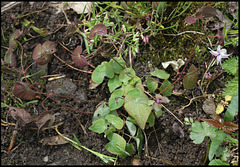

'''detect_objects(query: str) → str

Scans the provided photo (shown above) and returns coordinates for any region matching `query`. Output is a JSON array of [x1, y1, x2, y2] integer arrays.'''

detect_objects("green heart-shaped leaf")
[[109, 57, 125, 74], [92, 61, 114, 84], [105, 133, 129, 158], [108, 75, 122, 93], [109, 89, 124, 111], [105, 114, 124, 130], [159, 80, 174, 96], [89, 119, 107, 134], [119, 68, 136, 84], [124, 89, 152, 129], [150, 68, 170, 79], [183, 64, 198, 90], [146, 77, 158, 93]]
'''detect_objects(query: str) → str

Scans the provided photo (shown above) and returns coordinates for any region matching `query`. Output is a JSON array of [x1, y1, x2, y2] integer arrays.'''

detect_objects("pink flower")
[[145, 16, 150, 21], [209, 45, 231, 65], [204, 72, 212, 79], [142, 36, 149, 43]]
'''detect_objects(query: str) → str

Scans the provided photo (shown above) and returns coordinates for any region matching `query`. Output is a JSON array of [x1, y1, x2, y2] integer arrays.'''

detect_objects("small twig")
[[1, 2, 23, 13], [163, 31, 204, 36], [74, 114, 87, 136], [142, 130, 151, 165], [13, 7, 49, 18], [173, 94, 209, 112], [129, 46, 132, 68], [162, 104, 184, 125], [53, 53, 92, 74], [7, 121, 18, 154]]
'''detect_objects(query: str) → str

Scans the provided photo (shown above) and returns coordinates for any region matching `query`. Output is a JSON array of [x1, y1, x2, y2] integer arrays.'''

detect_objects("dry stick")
[[144, 90, 183, 125], [1, 2, 23, 13], [129, 46, 132, 68], [142, 130, 152, 165], [152, 126, 164, 155], [161, 104, 184, 125], [74, 114, 87, 135], [13, 7, 49, 18], [53, 53, 92, 74], [7, 121, 18, 154], [173, 94, 209, 113]]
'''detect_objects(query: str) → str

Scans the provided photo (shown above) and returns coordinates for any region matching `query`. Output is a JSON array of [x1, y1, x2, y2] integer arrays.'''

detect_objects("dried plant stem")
[[53, 53, 92, 74], [161, 104, 184, 125]]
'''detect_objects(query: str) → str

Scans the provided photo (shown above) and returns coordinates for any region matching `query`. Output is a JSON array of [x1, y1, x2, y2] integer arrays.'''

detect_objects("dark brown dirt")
[[1, 2, 235, 165]]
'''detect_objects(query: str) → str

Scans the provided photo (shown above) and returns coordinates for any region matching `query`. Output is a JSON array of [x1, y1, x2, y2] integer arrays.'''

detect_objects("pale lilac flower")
[[145, 16, 150, 21], [142, 36, 149, 43], [209, 45, 231, 65], [204, 72, 212, 79]]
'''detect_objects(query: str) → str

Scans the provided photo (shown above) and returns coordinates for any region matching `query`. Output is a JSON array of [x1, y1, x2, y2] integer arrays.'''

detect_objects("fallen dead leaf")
[[9, 106, 32, 126], [40, 134, 69, 145]]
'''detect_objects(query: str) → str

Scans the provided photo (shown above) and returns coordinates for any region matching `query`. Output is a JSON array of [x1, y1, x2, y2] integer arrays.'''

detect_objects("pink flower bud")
[[204, 72, 212, 79], [142, 36, 149, 43]]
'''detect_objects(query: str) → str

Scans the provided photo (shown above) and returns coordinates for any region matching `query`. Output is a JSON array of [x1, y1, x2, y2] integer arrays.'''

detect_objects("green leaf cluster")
[[90, 57, 172, 159], [222, 56, 238, 97], [190, 121, 233, 164]]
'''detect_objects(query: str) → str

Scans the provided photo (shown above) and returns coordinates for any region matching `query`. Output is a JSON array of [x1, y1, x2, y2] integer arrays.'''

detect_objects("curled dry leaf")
[[13, 81, 35, 100], [161, 59, 185, 72], [71, 45, 88, 68], [67, 2, 92, 14], [9, 106, 32, 126]]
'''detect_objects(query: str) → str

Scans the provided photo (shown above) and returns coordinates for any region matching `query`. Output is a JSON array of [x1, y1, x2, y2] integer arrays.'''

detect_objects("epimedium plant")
[[89, 56, 174, 158], [184, 5, 239, 166]]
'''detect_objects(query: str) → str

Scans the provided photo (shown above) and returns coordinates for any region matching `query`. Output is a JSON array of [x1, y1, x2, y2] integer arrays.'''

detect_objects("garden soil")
[[1, 2, 235, 165]]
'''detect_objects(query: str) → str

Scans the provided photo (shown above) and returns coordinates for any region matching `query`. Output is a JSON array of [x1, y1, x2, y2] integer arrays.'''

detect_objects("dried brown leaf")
[[9, 106, 32, 126]]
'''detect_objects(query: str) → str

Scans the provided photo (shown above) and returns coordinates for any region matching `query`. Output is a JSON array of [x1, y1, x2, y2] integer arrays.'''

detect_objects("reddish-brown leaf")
[[9, 106, 32, 126], [42, 41, 56, 54], [71, 46, 88, 68], [36, 53, 53, 66], [184, 16, 197, 24], [196, 6, 217, 18], [222, 121, 238, 133], [201, 119, 223, 128], [32, 43, 44, 60], [13, 81, 35, 100], [32, 41, 56, 66], [88, 24, 107, 38], [36, 111, 60, 135]]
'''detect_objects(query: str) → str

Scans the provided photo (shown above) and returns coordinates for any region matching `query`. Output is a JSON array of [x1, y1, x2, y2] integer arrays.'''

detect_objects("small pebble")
[[43, 156, 49, 162]]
